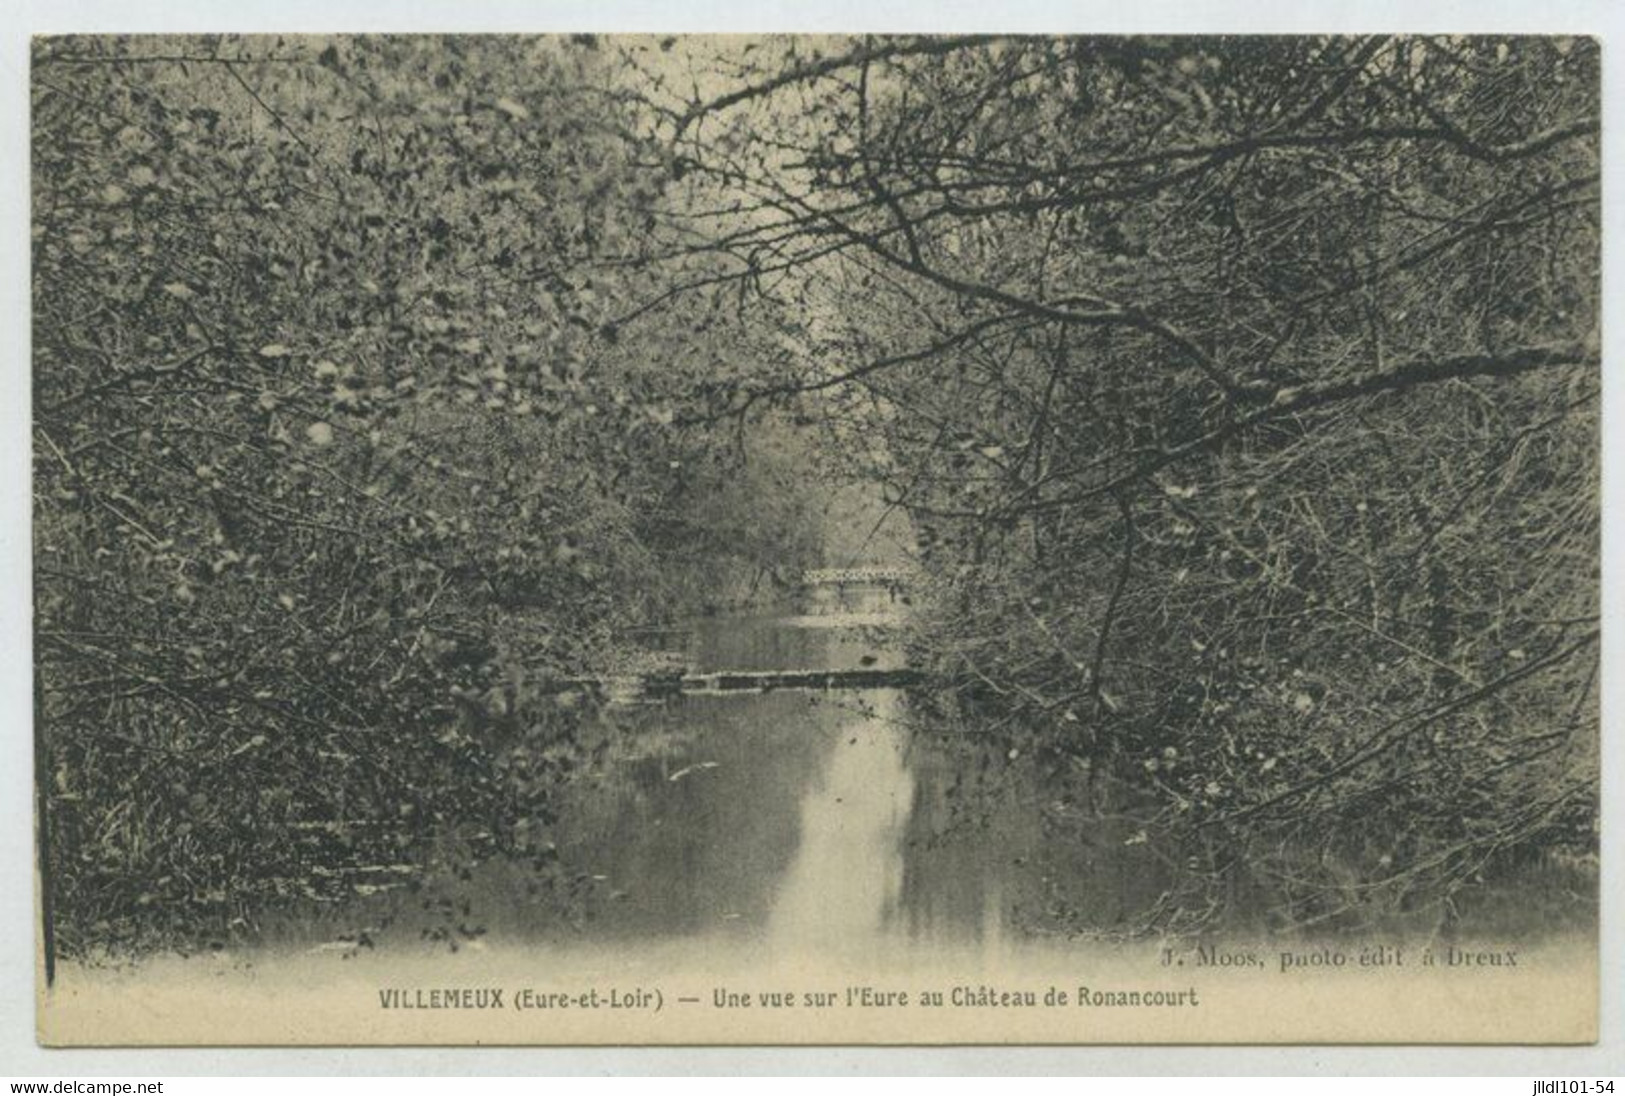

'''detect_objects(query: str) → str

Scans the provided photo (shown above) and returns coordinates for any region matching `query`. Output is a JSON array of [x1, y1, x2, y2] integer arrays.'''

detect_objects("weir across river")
[[559, 567, 920, 699], [633, 666, 924, 696]]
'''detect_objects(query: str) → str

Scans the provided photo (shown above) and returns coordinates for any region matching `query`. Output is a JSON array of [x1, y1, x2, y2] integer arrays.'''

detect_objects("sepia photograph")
[[29, 30, 1601, 1046]]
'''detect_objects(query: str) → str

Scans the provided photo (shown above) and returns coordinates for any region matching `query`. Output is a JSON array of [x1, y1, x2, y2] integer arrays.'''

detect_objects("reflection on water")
[[766, 690, 913, 959], [270, 585, 1174, 960], [688, 608, 904, 673]]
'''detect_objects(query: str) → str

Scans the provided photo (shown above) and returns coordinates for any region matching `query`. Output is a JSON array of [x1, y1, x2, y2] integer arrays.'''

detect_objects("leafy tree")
[[32, 34, 828, 956], [660, 34, 1600, 932]]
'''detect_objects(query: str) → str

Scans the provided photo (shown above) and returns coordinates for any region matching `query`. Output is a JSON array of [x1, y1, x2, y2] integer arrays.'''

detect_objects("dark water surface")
[[53, 593, 1598, 1048], [257, 585, 1597, 966], [266, 586, 1174, 960]]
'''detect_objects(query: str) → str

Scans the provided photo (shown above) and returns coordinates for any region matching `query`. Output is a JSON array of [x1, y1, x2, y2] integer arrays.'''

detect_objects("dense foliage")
[[32, 34, 827, 955], [34, 34, 1599, 954], [658, 35, 1600, 932]]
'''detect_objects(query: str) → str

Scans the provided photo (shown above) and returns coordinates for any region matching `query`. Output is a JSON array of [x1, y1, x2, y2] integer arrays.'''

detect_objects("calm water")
[[265, 585, 1174, 960], [53, 584, 1596, 1047]]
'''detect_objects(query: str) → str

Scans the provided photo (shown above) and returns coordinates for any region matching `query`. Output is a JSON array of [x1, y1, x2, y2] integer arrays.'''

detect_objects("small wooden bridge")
[[800, 566, 915, 587]]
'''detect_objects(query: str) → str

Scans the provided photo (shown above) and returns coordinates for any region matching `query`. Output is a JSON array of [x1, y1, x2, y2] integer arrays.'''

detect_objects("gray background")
[[2, 0, 1620, 1075]]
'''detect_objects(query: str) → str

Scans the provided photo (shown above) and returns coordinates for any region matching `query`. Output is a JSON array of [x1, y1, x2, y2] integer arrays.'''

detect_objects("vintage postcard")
[[32, 33, 1599, 1045]]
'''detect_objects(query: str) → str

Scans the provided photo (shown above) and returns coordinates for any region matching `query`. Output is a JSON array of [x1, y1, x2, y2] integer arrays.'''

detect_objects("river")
[[260, 581, 1174, 965], [47, 583, 1599, 1045]]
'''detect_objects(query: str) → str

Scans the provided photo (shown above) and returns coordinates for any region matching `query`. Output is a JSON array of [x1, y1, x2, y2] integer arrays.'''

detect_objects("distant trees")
[[661, 35, 1600, 930]]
